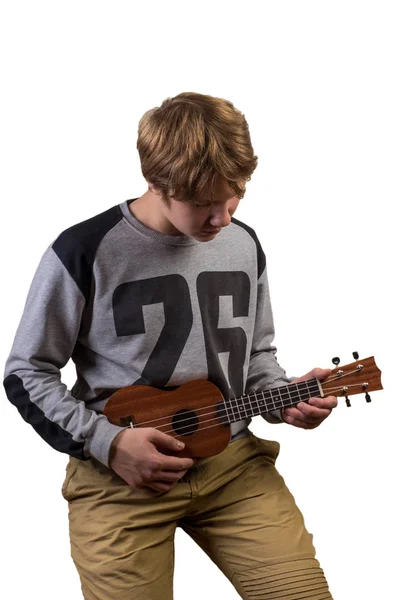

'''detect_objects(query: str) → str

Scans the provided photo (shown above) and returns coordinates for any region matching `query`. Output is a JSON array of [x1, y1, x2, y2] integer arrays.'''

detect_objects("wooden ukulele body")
[[103, 379, 232, 458]]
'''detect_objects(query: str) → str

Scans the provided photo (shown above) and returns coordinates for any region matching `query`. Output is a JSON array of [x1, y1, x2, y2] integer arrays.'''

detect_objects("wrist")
[[109, 429, 126, 465]]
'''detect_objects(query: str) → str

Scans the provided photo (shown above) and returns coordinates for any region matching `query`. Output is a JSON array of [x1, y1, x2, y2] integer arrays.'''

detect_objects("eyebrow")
[[195, 198, 228, 204]]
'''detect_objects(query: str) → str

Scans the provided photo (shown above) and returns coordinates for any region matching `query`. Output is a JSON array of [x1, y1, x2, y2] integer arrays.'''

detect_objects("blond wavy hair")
[[136, 92, 258, 206]]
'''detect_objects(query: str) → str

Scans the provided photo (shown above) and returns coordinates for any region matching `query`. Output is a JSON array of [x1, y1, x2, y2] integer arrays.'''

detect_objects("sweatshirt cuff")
[[261, 376, 299, 423], [262, 407, 284, 423], [85, 416, 126, 467]]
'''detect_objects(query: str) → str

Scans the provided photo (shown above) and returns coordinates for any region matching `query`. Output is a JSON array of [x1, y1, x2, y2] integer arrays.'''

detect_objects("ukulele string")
[[119, 370, 366, 433], [320, 367, 364, 386], [155, 381, 364, 436], [119, 367, 367, 432], [127, 386, 323, 431], [321, 382, 366, 394]]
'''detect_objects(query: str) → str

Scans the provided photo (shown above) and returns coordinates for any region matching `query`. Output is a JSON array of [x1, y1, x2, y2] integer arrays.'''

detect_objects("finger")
[[296, 402, 332, 420], [148, 429, 186, 452], [283, 404, 330, 423], [146, 480, 174, 493], [308, 395, 338, 409], [282, 411, 319, 429], [310, 368, 332, 381], [157, 455, 196, 472], [281, 413, 319, 430], [154, 469, 189, 482], [292, 368, 332, 384]]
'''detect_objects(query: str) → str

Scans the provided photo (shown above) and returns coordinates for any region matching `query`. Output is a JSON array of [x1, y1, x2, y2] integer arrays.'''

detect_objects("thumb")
[[148, 428, 185, 451], [293, 367, 332, 383], [312, 368, 332, 381]]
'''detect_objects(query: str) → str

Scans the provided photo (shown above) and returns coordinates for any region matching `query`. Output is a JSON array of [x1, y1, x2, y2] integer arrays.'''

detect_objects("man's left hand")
[[282, 368, 338, 429]]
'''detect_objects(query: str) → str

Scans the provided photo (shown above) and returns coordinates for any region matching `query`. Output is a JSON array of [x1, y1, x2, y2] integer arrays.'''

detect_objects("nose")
[[209, 203, 233, 228]]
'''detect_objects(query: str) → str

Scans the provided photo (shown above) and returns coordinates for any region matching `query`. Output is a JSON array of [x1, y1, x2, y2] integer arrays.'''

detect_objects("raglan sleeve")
[[3, 240, 125, 467], [245, 243, 296, 424]]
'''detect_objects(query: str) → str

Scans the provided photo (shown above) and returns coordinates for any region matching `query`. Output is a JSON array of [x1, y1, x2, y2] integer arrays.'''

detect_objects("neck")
[[129, 194, 182, 236]]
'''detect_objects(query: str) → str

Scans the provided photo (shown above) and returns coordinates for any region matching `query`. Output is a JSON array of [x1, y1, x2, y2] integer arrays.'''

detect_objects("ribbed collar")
[[119, 198, 202, 246]]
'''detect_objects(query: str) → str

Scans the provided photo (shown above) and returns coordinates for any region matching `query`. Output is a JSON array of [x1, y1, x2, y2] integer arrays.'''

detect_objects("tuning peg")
[[332, 357, 340, 366], [345, 396, 351, 407], [365, 393, 371, 403], [353, 351, 359, 360]]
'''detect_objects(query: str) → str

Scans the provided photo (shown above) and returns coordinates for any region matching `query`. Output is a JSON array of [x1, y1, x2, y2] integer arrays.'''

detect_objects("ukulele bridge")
[[119, 415, 136, 428]]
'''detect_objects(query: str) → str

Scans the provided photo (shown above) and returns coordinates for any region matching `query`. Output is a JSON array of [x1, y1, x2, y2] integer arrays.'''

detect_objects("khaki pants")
[[62, 432, 332, 599]]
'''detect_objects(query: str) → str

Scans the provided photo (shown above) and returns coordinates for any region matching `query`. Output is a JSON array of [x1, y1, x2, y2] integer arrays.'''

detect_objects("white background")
[[1, 1, 399, 599]]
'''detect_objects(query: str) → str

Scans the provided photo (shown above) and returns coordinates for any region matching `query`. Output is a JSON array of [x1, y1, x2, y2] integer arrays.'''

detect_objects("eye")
[[193, 203, 211, 209]]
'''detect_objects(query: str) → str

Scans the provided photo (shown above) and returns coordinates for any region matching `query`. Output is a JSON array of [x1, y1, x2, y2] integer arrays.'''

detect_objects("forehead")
[[193, 178, 241, 204]]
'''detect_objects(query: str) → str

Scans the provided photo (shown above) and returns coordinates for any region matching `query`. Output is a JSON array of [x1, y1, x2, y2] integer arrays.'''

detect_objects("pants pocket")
[[61, 457, 79, 501], [254, 435, 281, 464]]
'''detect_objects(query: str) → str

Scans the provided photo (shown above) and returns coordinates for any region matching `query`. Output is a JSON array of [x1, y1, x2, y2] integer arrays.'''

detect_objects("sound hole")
[[172, 409, 199, 436]]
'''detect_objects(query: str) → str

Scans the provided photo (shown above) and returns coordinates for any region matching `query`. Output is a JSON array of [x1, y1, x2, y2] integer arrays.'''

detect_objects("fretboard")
[[223, 379, 321, 423]]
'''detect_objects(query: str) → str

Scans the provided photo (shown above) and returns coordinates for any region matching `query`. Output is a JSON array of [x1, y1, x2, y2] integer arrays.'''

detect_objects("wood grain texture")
[[103, 379, 231, 458]]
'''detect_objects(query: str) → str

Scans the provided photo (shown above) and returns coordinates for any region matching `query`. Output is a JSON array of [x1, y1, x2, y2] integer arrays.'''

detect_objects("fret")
[[276, 386, 283, 408], [225, 396, 233, 422], [280, 385, 291, 408], [246, 394, 253, 417], [232, 397, 241, 421], [224, 397, 235, 423], [240, 395, 248, 417], [260, 389, 268, 412], [304, 381, 312, 398], [305, 379, 321, 399], [229, 397, 237, 422], [296, 381, 309, 402], [237, 397, 249, 420], [286, 384, 299, 408], [271, 387, 280, 410], [249, 389, 263, 414], [250, 392, 258, 417], [292, 383, 301, 398], [248, 392, 254, 416]]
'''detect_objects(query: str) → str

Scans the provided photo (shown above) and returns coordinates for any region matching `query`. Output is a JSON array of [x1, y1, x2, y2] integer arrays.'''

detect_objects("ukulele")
[[103, 354, 383, 458]]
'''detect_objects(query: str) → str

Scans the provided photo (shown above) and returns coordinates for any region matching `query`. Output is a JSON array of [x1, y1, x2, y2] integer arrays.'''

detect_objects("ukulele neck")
[[224, 379, 321, 423]]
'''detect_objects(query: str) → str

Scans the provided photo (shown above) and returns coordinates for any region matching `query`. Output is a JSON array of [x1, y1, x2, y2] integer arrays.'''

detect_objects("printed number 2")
[[112, 271, 250, 397]]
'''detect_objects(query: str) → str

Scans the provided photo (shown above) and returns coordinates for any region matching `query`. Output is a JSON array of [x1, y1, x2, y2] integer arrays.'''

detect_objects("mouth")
[[201, 228, 221, 234]]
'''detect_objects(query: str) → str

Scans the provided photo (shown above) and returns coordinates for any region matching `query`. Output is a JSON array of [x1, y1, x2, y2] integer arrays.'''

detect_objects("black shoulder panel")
[[3, 374, 89, 460], [52, 205, 123, 305], [231, 217, 266, 279]]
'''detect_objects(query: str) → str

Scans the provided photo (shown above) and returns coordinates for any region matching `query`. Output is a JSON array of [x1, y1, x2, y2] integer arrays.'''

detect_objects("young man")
[[4, 92, 337, 599]]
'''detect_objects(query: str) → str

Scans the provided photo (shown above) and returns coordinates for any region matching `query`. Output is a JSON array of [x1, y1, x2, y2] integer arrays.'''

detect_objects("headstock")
[[320, 353, 383, 407]]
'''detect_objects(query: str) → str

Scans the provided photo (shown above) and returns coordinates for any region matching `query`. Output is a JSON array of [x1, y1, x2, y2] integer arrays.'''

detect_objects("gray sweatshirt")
[[3, 198, 292, 467]]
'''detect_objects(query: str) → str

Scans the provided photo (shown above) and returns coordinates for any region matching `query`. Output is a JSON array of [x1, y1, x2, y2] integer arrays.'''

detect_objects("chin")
[[198, 230, 219, 239]]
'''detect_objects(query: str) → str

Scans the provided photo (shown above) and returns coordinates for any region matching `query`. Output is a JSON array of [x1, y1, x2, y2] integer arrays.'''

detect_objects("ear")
[[147, 181, 173, 206], [147, 182, 159, 194]]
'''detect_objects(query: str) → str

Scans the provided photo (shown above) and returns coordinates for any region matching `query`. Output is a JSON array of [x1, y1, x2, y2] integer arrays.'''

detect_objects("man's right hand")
[[108, 428, 196, 494]]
